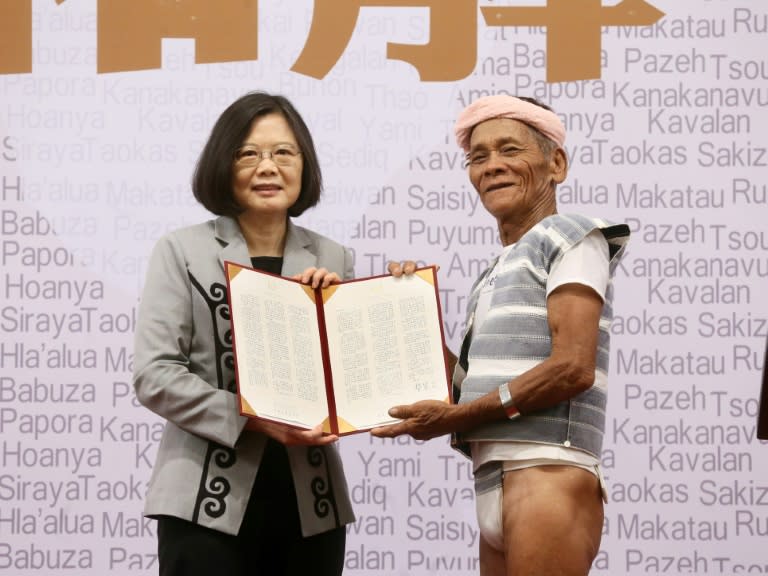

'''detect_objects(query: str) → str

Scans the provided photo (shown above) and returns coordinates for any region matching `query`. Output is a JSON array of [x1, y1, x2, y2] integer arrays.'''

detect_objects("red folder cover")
[[225, 262, 451, 436]]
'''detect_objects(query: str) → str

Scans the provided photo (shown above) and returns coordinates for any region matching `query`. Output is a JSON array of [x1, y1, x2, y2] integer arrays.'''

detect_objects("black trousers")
[[157, 440, 346, 576]]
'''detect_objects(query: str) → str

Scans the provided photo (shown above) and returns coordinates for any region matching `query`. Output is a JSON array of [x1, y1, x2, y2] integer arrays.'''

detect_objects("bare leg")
[[480, 534, 506, 576], [502, 466, 603, 576]]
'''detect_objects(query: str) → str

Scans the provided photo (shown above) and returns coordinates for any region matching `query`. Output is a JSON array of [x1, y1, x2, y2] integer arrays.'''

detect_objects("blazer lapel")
[[215, 216, 251, 271], [281, 221, 316, 276], [215, 217, 317, 277]]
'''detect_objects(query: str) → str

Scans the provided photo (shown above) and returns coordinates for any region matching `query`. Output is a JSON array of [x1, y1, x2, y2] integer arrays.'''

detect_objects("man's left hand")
[[370, 400, 459, 440]]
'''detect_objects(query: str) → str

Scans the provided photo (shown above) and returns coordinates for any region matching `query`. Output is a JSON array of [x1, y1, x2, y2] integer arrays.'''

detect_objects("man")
[[371, 95, 630, 576]]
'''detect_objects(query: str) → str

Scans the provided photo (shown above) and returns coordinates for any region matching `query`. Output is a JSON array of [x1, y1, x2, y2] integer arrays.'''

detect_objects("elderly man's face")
[[467, 118, 565, 222]]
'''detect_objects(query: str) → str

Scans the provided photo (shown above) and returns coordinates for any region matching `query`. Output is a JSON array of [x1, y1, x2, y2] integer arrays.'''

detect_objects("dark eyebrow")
[[469, 136, 521, 153], [239, 141, 298, 148]]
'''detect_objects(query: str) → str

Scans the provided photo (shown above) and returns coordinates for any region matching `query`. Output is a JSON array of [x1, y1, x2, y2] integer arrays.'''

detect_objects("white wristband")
[[498, 383, 520, 420]]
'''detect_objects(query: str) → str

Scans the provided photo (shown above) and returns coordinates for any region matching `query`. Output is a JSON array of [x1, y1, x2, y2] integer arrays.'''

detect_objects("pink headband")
[[454, 95, 566, 152]]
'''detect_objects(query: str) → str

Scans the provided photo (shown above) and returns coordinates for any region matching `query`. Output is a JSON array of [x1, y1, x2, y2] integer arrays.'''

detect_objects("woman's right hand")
[[245, 418, 338, 446]]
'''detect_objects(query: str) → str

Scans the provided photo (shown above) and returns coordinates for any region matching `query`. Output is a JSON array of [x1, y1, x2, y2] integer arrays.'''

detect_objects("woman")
[[133, 92, 355, 576]]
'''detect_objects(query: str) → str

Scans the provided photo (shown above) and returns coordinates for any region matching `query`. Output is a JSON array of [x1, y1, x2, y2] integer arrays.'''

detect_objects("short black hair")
[[192, 91, 322, 217]]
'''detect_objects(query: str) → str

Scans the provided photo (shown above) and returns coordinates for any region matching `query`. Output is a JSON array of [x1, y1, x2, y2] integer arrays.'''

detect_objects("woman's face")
[[232, 113, 303, 218]]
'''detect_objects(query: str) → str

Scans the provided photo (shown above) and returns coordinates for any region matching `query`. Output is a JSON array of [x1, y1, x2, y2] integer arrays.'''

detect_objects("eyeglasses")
[[464, 144, 520, 168], [234, 144, 302, 167]]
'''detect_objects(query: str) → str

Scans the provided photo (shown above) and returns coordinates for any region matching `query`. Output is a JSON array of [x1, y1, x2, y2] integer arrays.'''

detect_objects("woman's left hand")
[[292, 267, 341, 289]]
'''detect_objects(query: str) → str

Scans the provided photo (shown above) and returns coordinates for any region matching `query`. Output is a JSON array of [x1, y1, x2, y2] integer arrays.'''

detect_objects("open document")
[[225, 262, 451, 435]]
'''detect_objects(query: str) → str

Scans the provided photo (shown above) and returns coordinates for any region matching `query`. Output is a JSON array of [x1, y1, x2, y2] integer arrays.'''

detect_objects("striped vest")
[[454, 213, 630, 458]]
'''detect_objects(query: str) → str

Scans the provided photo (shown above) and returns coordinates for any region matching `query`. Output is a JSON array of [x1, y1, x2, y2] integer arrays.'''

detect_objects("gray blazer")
[[133, 216, 356, 536]]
